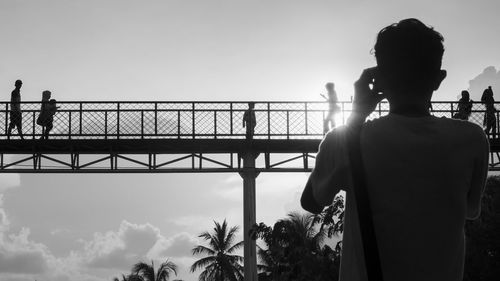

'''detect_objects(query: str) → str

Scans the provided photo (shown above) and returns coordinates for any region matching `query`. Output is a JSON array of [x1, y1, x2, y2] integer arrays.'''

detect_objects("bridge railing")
[[0, 101, 497, 140]]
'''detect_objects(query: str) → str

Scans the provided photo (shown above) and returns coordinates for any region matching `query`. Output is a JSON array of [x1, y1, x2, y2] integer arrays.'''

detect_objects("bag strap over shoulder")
[[346, 126, 384, 281]]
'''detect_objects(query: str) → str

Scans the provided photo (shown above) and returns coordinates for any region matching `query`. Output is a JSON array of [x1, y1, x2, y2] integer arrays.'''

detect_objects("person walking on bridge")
[[243, 102, 256, 139], [37, 91, 59, 139], [302, 18, 488, 281], [481, 86, 496, 137], [7, 79, 24, 139], [453, 90, 473, 120], [321, 82, 340, 134]]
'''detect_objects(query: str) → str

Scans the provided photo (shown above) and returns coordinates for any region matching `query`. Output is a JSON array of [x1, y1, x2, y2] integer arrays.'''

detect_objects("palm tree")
[[253, 211, 341, 281], [113, 274, 128, 281], [190, 220, 244, 281], [112, 274, 143, 281], [131, 259, 178, 281]]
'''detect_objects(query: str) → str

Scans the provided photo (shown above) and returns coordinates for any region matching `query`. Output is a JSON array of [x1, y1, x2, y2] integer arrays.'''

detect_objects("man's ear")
[[432, 69, 447, 90]]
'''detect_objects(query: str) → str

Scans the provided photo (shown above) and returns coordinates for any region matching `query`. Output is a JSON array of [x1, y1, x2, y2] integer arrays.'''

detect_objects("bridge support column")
[[239, 151, 259, 281]]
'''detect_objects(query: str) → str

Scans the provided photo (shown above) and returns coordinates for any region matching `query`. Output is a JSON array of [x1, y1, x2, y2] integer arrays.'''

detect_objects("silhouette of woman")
[[37, 91, 59, 139], [481, 86, 496, 137], [453, 90, 473, 120]]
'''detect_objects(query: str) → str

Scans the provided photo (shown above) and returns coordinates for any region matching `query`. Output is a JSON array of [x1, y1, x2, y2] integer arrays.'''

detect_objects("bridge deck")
[[1, 101, 500, 172]]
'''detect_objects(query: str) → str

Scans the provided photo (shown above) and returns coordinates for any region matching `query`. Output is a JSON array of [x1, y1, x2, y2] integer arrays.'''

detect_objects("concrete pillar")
[[239, 151, 259, 281]]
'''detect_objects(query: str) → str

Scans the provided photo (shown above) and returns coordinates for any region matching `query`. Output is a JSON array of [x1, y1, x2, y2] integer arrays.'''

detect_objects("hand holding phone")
[[351, 67, 385, 120]]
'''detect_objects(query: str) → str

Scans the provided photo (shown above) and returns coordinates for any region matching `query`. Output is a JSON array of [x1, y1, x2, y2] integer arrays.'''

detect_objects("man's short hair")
[[15, 80, 22, 87], [374, 18, 444, 92]]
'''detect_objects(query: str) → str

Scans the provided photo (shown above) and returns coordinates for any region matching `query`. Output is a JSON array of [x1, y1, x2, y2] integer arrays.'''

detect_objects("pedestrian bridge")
[[1, 100, 499, 281], [0, 100, 499, 172]]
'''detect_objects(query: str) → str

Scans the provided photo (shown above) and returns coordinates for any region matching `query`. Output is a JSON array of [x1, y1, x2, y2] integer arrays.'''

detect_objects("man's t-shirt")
[[11, 89, 21, 112], [309, 114, 488, 281]]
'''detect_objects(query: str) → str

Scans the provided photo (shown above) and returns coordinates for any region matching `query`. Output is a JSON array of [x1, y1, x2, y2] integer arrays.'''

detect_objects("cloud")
[[468, 66, 500, 98], [156, 232, 199, 258], [0, 173, 21, 192], [1, 196, 48, 274], [83, 220, 161, 270], [50, 228, 71, 236], [0, 228, 50, 274], [81, 220, 199, 272], [0, 195, 9, 232]]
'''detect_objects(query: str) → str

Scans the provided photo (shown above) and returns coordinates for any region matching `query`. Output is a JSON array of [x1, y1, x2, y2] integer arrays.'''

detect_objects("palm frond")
[[223, 225, 240, 251], [192, 245, 216, 256], [226, 240, 243, 254], [156, 259, 178, 281], [131, 261, 155, 281], [190, 256, 216, 272]]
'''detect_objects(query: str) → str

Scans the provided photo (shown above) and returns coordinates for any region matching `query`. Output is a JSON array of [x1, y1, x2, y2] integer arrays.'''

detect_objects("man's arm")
[[301, 176, 324, 214], [466, 130, 489, 219], [301, 130, 350, 213], [302, 67, 386, 214]]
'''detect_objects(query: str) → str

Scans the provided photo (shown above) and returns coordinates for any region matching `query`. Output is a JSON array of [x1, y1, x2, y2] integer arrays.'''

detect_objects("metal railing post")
[[79, 103, 83, 136], [4, 103, 8, 138], [117, 103, 120, 139], [68, 110, 72, 140], [214, 110, 217, 139], [32, 111, 36, 139], [304, 102, 308, 135], [177, 110, 181, 139], [154, 102, 158, 136], [230, 103, 233, 136], [267, 103, 271, 139], [286, 110, 290, 139], [141, 110, 144, 139], [104, 111, 108, 139], [192, 103, 195, 139]]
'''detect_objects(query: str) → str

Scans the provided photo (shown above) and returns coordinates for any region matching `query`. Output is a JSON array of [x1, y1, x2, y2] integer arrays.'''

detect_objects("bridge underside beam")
[[2, 139, 500, 172], [0, 139, 320, 154], [0, 139, 319, 173]]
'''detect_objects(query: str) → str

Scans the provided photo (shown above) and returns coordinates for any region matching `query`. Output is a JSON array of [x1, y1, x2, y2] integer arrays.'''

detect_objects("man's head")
[[325, 82, 335, 92], [374, 18, 446, 97], [15, 80, 22, 88], [42, 90, 52, 100], [248, 102, 255, 109], [461, 90, 470, 99]]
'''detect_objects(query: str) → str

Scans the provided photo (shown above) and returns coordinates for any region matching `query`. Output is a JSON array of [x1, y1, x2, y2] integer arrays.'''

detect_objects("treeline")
[[113, 176, 499, 281]]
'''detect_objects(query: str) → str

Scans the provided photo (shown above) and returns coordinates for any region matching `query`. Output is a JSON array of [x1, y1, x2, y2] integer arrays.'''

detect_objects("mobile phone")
[[370, 68, 383, 94]]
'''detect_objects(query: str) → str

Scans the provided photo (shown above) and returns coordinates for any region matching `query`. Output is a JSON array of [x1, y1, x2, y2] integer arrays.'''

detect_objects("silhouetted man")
[[243, 102, 256, 139], [302, 19, 488, 281], [321, 82, 340, 133], [7, 80, 24, 139]]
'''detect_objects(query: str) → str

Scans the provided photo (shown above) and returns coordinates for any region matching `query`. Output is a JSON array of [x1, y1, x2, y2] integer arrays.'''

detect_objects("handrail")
[[0, 101, 496, 140]]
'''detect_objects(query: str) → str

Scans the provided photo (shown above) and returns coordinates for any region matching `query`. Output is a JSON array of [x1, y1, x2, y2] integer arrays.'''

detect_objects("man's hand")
[[350, 67, 386, 124]]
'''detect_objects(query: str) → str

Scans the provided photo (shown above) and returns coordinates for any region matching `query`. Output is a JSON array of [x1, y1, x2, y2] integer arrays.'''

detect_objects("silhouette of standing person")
[[243, 102, 256, 139], [7, 80, 24, 139], [321, 82, 340, 133], [302, 19, 488, 281], [453, 90, 473, 120], [37, 91, 59, 139], [481, 86, 496, 137]]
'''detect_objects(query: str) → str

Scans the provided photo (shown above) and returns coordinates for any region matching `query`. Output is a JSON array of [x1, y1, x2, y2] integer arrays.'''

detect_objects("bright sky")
[[1, 1, 499, 280]]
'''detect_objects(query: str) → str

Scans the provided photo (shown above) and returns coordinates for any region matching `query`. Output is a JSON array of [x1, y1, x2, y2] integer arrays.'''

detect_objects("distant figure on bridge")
[[481, 86, 496, 137], [302, 19, 488, 281], [243, 102, 256, 139], [453, 90, 473, 120], [37, 91, 59, 139], [321, 82, 340, 133], [7, 80, 24, 139]]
